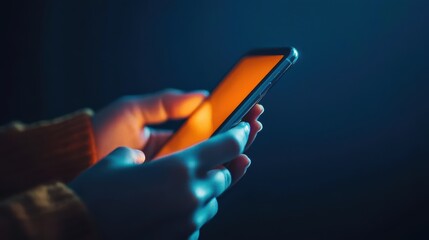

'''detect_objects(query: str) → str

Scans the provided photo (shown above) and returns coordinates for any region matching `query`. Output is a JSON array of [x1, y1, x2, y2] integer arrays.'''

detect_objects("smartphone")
[[154, 47, 299, 158]]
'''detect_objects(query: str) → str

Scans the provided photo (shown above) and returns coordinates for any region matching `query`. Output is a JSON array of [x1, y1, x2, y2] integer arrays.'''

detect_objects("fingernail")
[[257, 121, 263, 132], [244, 159, 252, 173], [134, 150, 146, 164], [259, 105, 265, 114]]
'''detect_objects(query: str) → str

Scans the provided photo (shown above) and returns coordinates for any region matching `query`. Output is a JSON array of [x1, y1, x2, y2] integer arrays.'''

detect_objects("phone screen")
[[155, 54, 284, 158]]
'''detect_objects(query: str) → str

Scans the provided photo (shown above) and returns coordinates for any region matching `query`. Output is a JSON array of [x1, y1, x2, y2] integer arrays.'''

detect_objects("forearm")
[[0, 109, 97, 198]]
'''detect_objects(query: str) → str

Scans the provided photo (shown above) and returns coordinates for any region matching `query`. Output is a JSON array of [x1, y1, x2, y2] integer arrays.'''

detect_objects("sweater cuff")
[[0, 109, 97, 198], [0, 182, 98, 239]]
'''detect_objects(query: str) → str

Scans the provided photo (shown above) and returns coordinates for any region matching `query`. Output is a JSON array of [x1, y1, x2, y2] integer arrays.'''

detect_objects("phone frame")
[[154, 47, 298, 158], [211, 47, 298, 135]]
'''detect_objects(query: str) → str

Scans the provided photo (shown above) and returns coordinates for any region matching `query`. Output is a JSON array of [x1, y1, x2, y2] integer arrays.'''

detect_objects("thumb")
[[101, 147, 146, 168], [135, 89, 208, 125]]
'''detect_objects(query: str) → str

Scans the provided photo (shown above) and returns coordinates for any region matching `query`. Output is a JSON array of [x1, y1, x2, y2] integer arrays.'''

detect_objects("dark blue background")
[[2, 0, 429, 239]]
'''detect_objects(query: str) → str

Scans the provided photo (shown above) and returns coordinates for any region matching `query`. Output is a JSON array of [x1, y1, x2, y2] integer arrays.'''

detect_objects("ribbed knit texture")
[[0, 109, 97, 198], [0, 182, 98, 239]]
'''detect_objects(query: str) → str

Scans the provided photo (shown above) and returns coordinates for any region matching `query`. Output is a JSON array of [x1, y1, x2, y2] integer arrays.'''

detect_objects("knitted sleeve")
[[0, 182, 98, 239], [0, 110, 99, 239], [0, 109, 97, 198]]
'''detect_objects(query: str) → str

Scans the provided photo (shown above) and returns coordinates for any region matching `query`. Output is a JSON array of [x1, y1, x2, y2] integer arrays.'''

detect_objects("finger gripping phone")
[[155, 47, 299, 158]]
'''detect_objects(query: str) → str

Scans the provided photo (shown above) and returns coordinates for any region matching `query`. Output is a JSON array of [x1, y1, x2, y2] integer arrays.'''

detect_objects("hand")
[[92, 89, 264, 161], [69, 122, 252, 240]]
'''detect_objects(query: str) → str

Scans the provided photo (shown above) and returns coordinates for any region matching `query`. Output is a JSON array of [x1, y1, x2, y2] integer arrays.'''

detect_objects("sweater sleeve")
[[0, 182, 98, 239], [0, 109, 97, 199]]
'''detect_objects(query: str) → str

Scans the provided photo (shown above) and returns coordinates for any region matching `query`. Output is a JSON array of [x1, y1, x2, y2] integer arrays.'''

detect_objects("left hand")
[[92, 89, 264, 161]]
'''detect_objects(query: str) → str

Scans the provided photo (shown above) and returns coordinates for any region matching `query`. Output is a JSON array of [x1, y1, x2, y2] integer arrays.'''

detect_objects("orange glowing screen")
[[155, 55, 283, 158]]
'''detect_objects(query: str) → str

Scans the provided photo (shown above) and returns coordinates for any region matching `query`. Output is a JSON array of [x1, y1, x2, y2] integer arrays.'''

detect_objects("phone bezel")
[[154, 47, 298, 158], [211, 47, 298, 135]]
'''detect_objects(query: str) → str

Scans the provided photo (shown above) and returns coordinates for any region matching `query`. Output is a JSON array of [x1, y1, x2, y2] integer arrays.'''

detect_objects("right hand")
[[69, 122, 252, 240]]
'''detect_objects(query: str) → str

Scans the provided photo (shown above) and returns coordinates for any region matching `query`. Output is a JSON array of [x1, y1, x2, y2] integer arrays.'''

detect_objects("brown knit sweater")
[[0, 110, 99, 239]]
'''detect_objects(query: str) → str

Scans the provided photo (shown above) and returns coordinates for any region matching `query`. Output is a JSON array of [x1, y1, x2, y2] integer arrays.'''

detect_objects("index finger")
[[188, 122, 250, 170], [132, 89, 208, 125]]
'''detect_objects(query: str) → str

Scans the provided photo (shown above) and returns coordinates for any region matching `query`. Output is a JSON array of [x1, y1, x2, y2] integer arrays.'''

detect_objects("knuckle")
[[181, 185, 204, 214], [173, 151, 198, 172], [186, 188, 201, 210], [116, 96, 133, 105], [115, 146, 130, 151], [224, 133, 243, 156], [113, 146, 134, 156], [161, 156, 196, 181], [113, 96, 138, 113], [160, 88, 182, 96], [172, 159, 193, 180]]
